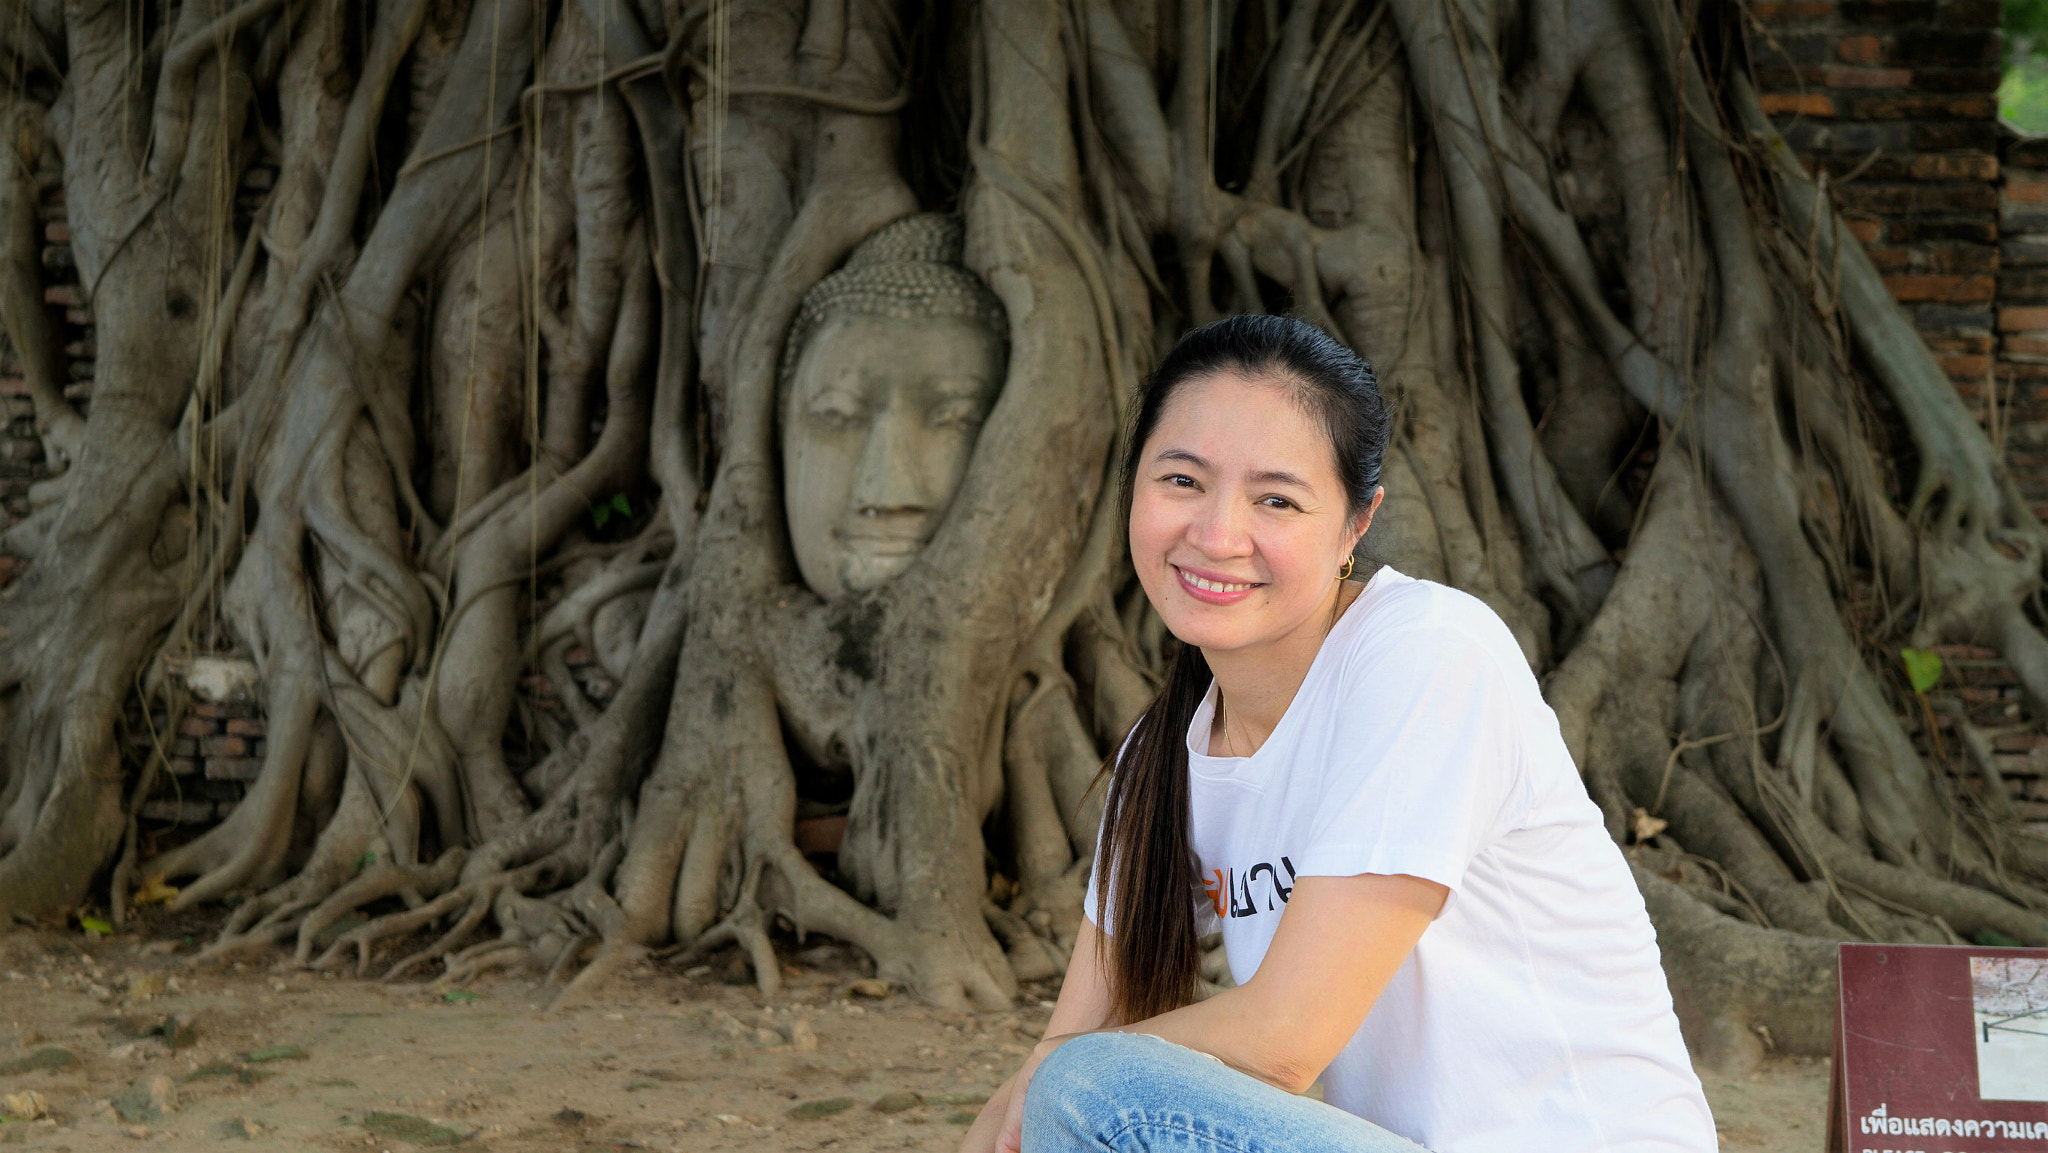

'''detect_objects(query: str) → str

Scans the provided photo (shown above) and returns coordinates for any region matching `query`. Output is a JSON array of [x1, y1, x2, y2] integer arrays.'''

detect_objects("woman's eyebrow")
[[1155, 449, 1312, 490], [1249, 468, 1311, 489]]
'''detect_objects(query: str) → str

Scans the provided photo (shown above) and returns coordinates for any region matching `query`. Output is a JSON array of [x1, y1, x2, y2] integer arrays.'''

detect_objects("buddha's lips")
[[836, 528, 927, 553]]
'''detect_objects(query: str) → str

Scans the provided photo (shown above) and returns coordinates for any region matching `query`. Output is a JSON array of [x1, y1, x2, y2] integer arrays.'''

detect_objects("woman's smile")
[[1174, 564, 1264, 604]]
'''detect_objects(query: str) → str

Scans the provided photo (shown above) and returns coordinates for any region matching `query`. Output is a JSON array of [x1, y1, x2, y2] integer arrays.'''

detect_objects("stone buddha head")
[[779, 214, 1009, 599]]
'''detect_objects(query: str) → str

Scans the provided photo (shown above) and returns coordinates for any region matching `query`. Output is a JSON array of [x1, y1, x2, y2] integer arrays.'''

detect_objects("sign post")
[[1832, 943, 2048, 1153]]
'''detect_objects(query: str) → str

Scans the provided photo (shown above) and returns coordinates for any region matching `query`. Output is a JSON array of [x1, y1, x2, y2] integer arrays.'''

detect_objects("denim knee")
[[1024, 1031, 1132, 1140]]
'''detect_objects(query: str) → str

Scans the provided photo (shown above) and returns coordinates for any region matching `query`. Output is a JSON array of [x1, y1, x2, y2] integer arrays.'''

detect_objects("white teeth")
[[1183, 570, 1254, 593]]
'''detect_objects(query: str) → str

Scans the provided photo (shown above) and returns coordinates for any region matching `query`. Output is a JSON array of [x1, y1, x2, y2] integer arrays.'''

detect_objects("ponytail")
[[1093, 640, 1209, 1023]]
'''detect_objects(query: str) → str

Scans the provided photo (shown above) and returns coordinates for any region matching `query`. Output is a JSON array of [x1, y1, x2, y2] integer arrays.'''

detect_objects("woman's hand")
[[997, 1035, 1075, 1153]]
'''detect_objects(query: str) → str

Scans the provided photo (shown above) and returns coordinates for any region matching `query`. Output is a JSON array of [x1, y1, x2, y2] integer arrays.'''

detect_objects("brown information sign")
[[1831, 943, 2048, 1153]]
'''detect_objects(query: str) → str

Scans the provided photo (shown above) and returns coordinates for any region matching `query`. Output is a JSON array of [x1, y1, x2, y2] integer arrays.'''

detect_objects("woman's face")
[[1128, 371, 1377, 657]]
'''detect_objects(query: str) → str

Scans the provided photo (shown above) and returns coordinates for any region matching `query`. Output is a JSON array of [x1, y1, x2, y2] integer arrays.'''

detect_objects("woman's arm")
[[958, 917, 1117, 1153], [1110, 872, 1446, 1092]]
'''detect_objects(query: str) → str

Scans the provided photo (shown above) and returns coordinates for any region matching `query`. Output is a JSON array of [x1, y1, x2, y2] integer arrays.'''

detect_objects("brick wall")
[[1998, 133, 2048, 507], [0, 177, 75, 584], [1750, 0, 2007, 474], [1923, 646, 2048, 832], [133, 694, 264, 829]]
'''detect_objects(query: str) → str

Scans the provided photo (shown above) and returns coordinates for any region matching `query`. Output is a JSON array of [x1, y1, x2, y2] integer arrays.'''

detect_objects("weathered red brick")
[[1892, 31, 1999, 68], [2006, 335, 2048, 357], [0, 377, 27, 396], [1887, 217, 1998, 244], [225, 717, 266, 737], [1838, 35, 1884, 63], [1864, 245, 1913, 272], [1883, 273, 1993, 302], [1836, 181, 1998, 214], [1840, 0, 1935, 20], [1928, 333, 1995, 354], [175, 715, 216, 738], [1937, 245, 1997, 274], [42, 221, 67, 244], [62, 308, 89, 326], [2009, 179, 2048, 205], [2002, 268, 2048, 300], [2000, 306, 2048, 331], [1761, 92, 1837, 117], [1910, 66, 2005, 94], [1823, 66, 1911, 88], [1945, 0, 2001, 26], [1751, 0, 1837, 16], [1753, 65, 1809, 90], [200, 734, 246, 758], [41, 284, 78, 307], [204, 758, 262, 782], [1758, 33, 1841, 66], [1909, 153, 1998, 181], [1847, 92, 1995, 119], [1916, 122, 2000, 152], [1846, 217, 1883, 243], [190, 701, 231, 718], [1939, 353, 1991, 376]]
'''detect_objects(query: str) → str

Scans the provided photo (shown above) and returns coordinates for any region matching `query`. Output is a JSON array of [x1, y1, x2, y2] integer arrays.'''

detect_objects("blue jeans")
[[1022, 1032, 1429, 1153]]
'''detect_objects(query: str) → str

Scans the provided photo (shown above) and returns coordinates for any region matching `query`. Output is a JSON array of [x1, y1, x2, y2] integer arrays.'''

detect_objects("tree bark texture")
[[1, 0, 2045, 1073]]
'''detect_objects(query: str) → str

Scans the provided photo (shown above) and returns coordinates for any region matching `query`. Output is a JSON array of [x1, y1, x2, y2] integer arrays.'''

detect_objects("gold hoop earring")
[[1337, 556, 1355, 581]]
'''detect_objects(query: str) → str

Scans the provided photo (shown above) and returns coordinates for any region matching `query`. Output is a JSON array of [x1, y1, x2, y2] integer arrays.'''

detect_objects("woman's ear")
[[1349, 486, 1385, 552]]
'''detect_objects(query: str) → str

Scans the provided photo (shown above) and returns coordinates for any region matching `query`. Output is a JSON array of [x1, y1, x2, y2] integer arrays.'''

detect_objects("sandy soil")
[[0, 923, 1829, 1151]]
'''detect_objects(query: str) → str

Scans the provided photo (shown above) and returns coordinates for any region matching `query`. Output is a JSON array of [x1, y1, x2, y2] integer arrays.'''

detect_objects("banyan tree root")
[[0, 0, 2045, 1067]]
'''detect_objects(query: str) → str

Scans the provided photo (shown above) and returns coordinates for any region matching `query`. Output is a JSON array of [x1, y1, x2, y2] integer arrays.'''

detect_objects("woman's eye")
[[1159, 474, 1198, 489], [1259, 495, 1296, 510]]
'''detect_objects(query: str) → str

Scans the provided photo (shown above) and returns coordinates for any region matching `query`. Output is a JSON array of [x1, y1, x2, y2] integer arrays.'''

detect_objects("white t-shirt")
[[1085, 567, 1715, 1153]]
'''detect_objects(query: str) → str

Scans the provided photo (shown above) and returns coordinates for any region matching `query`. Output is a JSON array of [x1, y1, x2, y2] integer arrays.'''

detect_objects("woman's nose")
[[1185, 493, 1252, 558]]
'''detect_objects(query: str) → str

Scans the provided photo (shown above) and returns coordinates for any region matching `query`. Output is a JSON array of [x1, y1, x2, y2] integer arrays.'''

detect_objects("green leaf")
[[1973, 927, 2024, 948], [1900, 648, 1944, 694], [442, 990, 480, 1004], [79, 916, 112, 936], [352, 849, 376, 874], [592, 492, 631, 531]]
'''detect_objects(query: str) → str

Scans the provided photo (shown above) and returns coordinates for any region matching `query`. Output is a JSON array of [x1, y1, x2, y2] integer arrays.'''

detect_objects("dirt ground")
[[0, 921, 1829, 1151]]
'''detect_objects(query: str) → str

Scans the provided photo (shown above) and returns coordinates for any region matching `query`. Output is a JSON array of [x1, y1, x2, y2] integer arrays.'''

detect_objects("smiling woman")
[[963, 316, 1715, 1153]]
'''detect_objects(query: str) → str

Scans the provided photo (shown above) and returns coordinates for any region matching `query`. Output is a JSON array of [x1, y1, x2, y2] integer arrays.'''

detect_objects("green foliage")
[[2002, 57, 2048, 136], [2007, 0, 2048, 134], [1899, 647, 1944, 694], [78, 915, 111, 936], [1974, 927, 2025, 948], [591, 492, 632, 530], [2011, 0, 2048, 60]]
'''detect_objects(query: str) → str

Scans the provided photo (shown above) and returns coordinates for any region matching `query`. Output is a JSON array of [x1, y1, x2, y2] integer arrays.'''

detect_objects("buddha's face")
[[782, 311, 1006, 598]]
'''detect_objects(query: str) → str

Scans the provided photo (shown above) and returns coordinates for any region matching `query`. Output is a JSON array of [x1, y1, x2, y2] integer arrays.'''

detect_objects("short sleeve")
[[1292, 626, 1529, 892], [1082, 814, 1108, 929]]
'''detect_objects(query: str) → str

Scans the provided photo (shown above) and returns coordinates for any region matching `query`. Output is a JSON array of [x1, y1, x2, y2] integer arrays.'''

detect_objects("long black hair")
[[1095, 313, 1390, 1024]]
